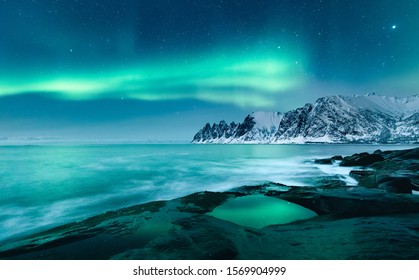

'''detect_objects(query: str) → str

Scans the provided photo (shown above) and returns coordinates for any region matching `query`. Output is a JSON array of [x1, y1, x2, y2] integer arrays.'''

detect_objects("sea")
[[0, 143, 417, 242]]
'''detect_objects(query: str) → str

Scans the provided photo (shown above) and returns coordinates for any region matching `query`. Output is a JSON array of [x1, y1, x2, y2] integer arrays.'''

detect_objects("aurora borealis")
[[1, 0, 419, 141], [0, 51, 303, 107]]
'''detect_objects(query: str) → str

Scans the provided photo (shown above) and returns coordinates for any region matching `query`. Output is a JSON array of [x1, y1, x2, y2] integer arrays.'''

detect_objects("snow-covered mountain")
[[192, 93, 419, 144]]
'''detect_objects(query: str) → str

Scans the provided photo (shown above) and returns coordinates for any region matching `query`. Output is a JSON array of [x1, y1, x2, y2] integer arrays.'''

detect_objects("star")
[[392, 25, 397, 29]]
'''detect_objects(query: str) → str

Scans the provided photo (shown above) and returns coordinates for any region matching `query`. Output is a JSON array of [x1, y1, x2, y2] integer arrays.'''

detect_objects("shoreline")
[[0, 147, 418, 260], [1, 142, 418, 147]]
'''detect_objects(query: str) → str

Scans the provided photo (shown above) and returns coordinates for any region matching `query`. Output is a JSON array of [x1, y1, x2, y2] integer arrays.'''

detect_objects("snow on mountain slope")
[[393, 112, 419, 142], [192, 94, 419, 144], [345, 93, 419, 118], [236, 112, 283, 143], [252, 111, 284, 131]]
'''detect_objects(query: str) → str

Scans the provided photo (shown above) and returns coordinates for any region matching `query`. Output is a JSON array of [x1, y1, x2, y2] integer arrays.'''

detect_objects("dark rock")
[[235, 115, 256, 138], [177, 191, 244, 214], [313, 175, 348, 188], [314, 155, 343, 164], [360, 147, 419, 194], [192, 120, 240, 143], [314, 158, 333, 164], [259, 214, 419, 260], [377, 177, 415, 194], [340, 153, 385, 166], [332, 155, 343, 160], [274, 187, 419, 217], [118, 213, 419, 260], [349, 170, 375, 179], [400, 148, 419, 160], [412, 177, 419, 191], [114, 216, 239, 260], [231, 182, 290, 194], [349, 170, 377, 188]]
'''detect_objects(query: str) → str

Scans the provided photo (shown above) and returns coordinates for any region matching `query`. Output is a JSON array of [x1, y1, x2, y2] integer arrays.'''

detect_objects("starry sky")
[[0, 0, 418, 141]]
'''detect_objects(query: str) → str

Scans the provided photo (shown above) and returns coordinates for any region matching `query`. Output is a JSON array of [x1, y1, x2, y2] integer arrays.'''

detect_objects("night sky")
[[1, 0, 418, 141]]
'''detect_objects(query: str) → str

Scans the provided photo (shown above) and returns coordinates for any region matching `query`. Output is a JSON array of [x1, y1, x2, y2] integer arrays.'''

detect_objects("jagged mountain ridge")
[[192, 93, 419, 144]]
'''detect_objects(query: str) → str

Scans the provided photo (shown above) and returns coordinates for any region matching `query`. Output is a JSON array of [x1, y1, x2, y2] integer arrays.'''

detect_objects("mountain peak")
[[192, 94, 419, 144]]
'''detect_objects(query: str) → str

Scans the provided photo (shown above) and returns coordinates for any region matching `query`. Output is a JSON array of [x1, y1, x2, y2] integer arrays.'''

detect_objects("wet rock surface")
[[0, 147, 418, 260], [319, 147, 419, 194], [340, 152, 385, 166]]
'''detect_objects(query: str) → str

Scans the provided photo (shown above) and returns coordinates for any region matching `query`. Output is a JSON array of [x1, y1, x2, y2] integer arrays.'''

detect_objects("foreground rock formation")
[[316, 147, 419, 194], [0, 147, 418, 260]]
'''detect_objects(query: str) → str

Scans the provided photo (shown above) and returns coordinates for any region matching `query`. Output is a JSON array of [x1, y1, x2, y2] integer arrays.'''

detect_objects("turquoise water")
[[0, 144, 416, 241], [208, 194, 318, 228]]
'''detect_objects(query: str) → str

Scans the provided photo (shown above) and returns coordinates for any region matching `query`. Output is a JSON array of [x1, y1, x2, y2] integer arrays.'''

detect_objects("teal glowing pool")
[[208, 194, 317, 228]]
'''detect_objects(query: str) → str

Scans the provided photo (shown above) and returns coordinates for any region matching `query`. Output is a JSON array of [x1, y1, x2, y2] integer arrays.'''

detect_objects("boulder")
[[314, 158, 332, 164], [377, 177, 415, 194], [314, 155, 343, 164], [349, 169, 377, 188], [340, 153, 385, 167]]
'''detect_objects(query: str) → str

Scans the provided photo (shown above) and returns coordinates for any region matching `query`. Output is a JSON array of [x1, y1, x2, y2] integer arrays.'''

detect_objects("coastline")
[[1, 147, 418, 260]]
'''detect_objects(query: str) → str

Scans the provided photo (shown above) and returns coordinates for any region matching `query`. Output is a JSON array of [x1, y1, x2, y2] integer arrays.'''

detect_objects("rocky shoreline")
[[316, 147, 419, 194], [1, 147, 418, 260]]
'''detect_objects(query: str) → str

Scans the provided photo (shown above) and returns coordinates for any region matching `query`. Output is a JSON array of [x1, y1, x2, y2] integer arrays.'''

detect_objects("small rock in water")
[[314, 155, 343, 165], [314, 158, 333, 164], [332, 155, 343, 160]]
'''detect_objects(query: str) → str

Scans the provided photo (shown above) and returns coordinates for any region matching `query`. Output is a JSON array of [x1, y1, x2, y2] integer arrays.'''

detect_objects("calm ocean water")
[[0, 144, 417, 242]]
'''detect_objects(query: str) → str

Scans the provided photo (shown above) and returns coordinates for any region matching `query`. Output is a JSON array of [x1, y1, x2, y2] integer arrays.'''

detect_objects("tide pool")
[[207, 194, 317, 228]]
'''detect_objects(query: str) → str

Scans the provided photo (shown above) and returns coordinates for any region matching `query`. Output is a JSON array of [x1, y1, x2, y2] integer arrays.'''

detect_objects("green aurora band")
[[0, 49, 307, 108]]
